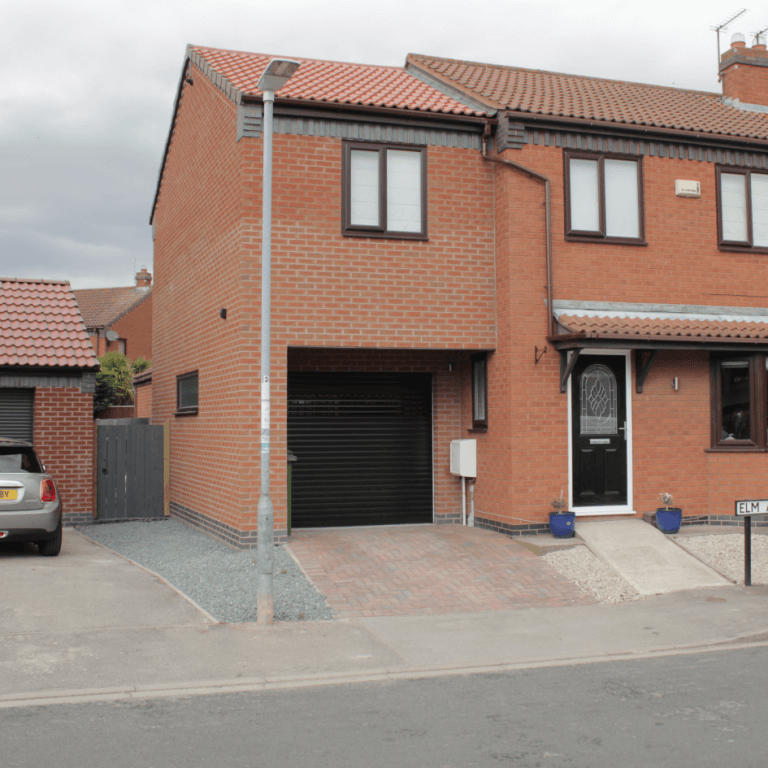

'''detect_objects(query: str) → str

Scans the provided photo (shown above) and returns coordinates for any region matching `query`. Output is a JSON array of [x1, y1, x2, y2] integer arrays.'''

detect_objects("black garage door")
[[0, 389, 34, 442], [288, 372, 433, 527]]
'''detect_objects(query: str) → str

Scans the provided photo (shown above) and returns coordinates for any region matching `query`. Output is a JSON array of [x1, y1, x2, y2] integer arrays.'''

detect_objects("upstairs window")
[[717, 167, 768, 251], [564, 151, 644, 244], [342, 142, 427, 239]]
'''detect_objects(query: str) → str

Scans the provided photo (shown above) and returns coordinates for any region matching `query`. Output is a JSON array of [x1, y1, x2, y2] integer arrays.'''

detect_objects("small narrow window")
[[176, 371, 199, 415], [343, 142, 427, 239], [564, 151, 644, 244], [471, 354, 488, 429]]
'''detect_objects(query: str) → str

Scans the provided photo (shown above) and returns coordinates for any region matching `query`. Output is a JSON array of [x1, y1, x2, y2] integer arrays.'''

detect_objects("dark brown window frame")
[[715, 165, 768, 253], [563, 150, 646, 245], [471, 353, 488, 430], [710, 353, 767, 451], [341, 140, 428, 240], [176, 370, 199, 417]]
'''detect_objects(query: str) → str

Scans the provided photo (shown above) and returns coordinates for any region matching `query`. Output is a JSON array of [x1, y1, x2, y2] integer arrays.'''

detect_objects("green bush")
[[94, 352, 151, 416]]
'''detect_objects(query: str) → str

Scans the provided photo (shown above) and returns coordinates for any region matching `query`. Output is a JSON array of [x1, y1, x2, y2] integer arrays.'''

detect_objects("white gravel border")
[[543, 531, 768, 603], [673, 533, 768, 586], [542, 546, 642, 604]]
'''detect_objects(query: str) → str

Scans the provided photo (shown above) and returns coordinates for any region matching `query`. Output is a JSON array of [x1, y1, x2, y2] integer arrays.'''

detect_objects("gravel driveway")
[[78, 519, 335, 623]]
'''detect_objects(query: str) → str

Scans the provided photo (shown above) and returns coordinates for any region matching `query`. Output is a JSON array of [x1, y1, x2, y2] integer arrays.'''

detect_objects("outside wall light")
[[256, 58, 301, 625]]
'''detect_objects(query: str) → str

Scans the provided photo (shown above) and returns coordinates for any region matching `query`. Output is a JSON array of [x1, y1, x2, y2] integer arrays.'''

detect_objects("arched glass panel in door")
[[580, 364, 617, 435]]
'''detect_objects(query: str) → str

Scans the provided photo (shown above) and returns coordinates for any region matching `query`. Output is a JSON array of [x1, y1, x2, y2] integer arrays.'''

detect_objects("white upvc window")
[[718, 167, 768, 250], [565, 151, 644, 243], [343, 142, 427, 239]]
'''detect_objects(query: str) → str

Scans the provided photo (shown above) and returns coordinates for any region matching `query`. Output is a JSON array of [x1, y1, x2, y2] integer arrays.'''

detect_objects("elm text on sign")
[[735, 500, 768, 516]]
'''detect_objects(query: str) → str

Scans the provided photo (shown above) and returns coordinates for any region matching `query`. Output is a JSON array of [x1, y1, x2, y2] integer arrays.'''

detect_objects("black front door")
[[571, 354, 627, 507]]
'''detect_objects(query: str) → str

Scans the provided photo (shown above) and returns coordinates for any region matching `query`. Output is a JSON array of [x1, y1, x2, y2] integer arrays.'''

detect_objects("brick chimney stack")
[[720, 34, 768, 107], [136, 267, 152, 288]]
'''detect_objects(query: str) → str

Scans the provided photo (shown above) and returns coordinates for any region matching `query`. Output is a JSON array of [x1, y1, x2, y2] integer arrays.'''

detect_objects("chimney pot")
[[136, 267, 152, 288], [721, 32, 768, 107]]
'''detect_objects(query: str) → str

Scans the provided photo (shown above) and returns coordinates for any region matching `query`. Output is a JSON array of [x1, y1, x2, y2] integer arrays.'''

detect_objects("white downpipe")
[[468, 481, 475, 527], [461, 476, 466, 526]]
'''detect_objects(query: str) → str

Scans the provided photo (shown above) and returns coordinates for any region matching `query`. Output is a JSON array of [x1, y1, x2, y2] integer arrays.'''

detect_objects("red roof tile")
[[557, 314, 768, 340], [407, 54, 768, 141], [73, 286, 151, 328], [0, 278, 99, 369], [190, 47, 486, 116]]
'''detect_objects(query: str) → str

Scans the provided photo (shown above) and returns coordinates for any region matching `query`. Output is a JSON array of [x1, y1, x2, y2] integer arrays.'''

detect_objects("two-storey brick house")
[[150, 47, 496, 546], [406, 38, 768, 532], [152, 39, 768, 548]]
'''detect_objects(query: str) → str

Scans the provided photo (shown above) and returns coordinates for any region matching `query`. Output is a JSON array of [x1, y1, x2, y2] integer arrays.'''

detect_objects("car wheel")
[[37, 521, 62, 557]]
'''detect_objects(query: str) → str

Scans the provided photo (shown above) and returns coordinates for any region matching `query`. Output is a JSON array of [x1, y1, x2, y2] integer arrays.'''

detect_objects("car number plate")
[[0, 489, 18, 501]]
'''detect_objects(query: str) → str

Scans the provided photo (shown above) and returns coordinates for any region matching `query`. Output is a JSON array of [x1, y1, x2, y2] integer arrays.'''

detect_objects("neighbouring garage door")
[[288, 372, 433, 528], [0, 389, 34, 442]]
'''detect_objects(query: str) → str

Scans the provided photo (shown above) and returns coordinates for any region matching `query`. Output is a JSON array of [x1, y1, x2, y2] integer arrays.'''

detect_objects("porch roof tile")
[[556, 313, 768, 340]]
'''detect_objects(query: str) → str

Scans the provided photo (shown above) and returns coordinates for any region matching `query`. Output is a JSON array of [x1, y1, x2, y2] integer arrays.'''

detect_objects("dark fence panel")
[[97, 422, 164, 519]]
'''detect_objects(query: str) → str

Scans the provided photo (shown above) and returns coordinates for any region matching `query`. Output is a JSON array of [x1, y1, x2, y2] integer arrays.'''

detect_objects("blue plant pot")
[[655, 507, 682, 534], [549, 511, 576, 538]]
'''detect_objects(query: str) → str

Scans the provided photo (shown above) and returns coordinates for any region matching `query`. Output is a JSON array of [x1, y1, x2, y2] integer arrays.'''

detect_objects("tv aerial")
[[711, 8, 748, 81]]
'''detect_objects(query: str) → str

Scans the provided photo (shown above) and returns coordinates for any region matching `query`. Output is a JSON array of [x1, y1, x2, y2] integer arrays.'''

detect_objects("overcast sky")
[[0, 1, 762, 288]]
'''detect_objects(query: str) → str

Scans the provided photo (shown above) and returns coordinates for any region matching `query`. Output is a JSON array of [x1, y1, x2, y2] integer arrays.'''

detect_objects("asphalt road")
[[4, 645, 766, 768]]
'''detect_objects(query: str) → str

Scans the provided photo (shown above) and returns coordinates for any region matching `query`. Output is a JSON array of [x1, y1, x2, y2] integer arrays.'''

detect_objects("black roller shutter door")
[[0, 389, 34, 442], [288, 372, 433, 527]]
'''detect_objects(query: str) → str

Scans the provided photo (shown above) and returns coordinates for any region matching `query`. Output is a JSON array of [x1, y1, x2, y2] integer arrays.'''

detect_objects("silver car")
[[0, 438, 63, 556]]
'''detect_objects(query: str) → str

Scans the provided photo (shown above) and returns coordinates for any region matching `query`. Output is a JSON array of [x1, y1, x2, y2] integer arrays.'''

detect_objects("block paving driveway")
[[287, 524, 594, 618]]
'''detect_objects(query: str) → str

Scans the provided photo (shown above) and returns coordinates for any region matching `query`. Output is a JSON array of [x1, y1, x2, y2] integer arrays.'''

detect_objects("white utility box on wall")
[[450, 439, 477, 477]]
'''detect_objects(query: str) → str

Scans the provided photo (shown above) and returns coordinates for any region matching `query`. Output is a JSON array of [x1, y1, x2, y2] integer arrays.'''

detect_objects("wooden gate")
[[96, 419, 164, 519]]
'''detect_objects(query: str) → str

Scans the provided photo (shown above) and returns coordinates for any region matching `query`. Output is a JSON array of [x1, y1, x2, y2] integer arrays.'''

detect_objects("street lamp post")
[[256, 58, 300, 625]]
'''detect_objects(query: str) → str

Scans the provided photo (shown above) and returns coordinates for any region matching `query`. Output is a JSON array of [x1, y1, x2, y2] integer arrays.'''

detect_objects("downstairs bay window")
[[711, 354, 768, 449]]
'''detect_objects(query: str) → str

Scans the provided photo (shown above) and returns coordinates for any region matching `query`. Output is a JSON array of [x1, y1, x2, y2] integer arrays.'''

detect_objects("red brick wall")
[[135, 382, 152, 419], [152, 62, 265, 540], [152, 62, 496, 540], [109, 294, 152, 362], [33, 388, 94, 524], [154, 63, 768, 538], [469, 141, 768, 526]]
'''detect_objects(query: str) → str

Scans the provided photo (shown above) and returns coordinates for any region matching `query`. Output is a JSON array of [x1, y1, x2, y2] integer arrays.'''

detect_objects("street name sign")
[[735, 499, 768, 515], [734, 499, 768, 586]]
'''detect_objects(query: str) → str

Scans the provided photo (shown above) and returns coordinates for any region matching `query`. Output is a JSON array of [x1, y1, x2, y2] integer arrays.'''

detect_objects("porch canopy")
[[550, 301, 768, 393]]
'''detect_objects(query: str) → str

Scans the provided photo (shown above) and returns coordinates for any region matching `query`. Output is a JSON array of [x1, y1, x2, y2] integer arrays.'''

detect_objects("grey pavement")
[[2, 529, 768, 709]]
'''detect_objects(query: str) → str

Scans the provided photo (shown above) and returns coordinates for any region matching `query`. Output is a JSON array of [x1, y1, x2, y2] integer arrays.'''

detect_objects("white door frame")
[[567, 348, 634, 516]]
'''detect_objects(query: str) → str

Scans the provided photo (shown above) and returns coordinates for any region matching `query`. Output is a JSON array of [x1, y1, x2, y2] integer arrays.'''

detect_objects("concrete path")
[[2, 529, 768, 709], [577, 519, 731, 595]]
